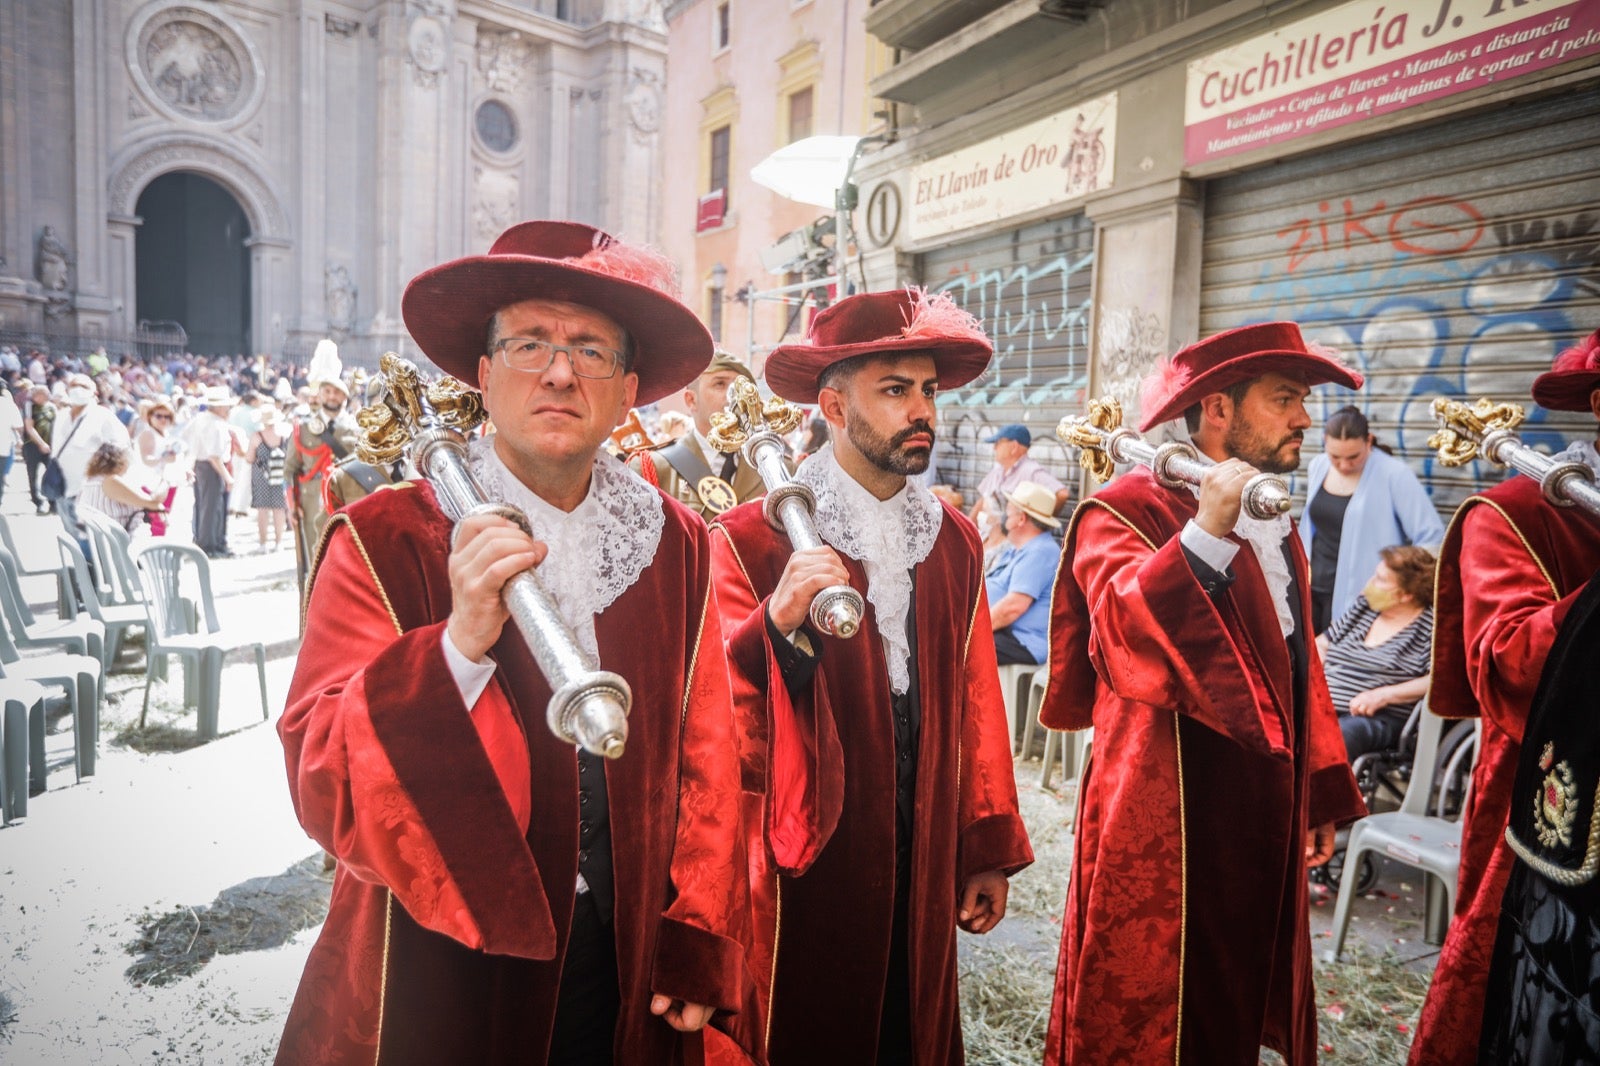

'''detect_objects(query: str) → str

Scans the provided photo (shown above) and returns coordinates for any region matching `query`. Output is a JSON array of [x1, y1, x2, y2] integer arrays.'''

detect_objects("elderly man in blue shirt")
[[986, 480, 1063, 665]]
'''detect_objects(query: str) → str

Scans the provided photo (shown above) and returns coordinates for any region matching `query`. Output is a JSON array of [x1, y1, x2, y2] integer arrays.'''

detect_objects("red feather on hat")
[[575, 234, 680, 297], [1552, 329, 1600, 373], [898, 288, 989, 344]]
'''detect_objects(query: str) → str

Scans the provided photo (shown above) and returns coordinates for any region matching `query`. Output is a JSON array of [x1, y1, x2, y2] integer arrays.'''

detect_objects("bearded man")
[[276, 221, 754, 1064], [1040, 323, 1368, 1065], [283, 339, 357, 587], [709, 289, 1032, 1064]]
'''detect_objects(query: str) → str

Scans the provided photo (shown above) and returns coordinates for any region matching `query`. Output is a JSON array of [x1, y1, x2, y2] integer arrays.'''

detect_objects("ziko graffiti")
[[929, 246, 1094, 408], [1275, 195, 1486, 272], [1243, 194, 1597, 515]]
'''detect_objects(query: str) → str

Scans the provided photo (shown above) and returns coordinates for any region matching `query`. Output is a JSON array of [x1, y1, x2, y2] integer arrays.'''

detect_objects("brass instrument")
[[357, 353, 633, 759], [1430, 397, 1600, 518], [1056, 397, 1293, 519], [707, 378, 865, 638]]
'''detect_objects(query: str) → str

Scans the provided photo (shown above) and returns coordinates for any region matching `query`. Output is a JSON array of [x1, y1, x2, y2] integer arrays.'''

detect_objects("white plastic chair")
[[0, 547, 106, 677], [0, 608, 100, 781], [1324, 697, 1473, 962], [2, 680, 48, 823], [133, 542, 269, 740], [77, 507, 146, 608], [56, 534, 147, 672], [995, 662, 1038, 753]]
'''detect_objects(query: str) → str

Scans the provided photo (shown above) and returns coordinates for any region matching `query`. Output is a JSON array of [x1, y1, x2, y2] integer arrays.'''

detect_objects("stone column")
[[71, 0, 113, 333], [248, 235, 293, 355], [0, 0, 32, 325], [105, 212, 141, 336], [293, 8, 329, 346], [1083, 177, 1203, 432]]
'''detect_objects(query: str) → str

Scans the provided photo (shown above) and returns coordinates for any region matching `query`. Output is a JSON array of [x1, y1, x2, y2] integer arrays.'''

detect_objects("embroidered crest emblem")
[[695, 475, 737, 515], [1532, 752, 1579, 849]]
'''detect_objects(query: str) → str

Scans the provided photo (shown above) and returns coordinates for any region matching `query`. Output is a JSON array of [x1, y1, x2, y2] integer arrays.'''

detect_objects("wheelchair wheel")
[[1312, 846, 1378, 895]]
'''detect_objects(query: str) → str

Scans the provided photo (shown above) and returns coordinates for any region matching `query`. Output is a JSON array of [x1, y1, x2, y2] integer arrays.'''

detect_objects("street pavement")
[[0, 466, 1442, 1064]]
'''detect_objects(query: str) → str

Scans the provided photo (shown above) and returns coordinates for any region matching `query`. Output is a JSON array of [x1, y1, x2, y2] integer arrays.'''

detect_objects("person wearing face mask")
[[48, 373, 131, 538], [1313, 545, 1435, 762], [1299, 406, 1443, 635]]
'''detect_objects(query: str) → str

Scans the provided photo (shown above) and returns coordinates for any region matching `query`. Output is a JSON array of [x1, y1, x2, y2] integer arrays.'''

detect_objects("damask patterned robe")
[[1408, 472, 1600, 1066], [708, 497, 1032, 1065], [1040, 467, 1365, 1066], [275, 480, 756, 1065]]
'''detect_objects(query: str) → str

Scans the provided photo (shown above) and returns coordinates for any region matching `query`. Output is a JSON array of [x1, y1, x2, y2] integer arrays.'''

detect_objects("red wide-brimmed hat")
[[401, 220, 713, 406], [763, 289, 993, 404], [1137, 321, 1363, 432], [1532, 329, 1600, 412]]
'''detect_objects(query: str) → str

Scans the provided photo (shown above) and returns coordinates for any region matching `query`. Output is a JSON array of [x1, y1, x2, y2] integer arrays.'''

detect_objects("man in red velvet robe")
[[1041, 323, 1369, 1066], [277, 221, 755, 1065], [709, 289, 1033, 1064], [1409, 331, 1600, 1066]]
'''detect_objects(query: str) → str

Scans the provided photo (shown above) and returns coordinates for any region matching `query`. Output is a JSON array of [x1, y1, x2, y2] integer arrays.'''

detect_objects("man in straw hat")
[[190, 384, 239, 557], [276, 221, 755, 1064], [1039, 322, 1368, 1065], [629, 350, 776, 519], [986, 480, 1063, 666], [708, 288, 1032, 1063], [283, 339, 357, 586], [1412, 328, 1600, 1066]]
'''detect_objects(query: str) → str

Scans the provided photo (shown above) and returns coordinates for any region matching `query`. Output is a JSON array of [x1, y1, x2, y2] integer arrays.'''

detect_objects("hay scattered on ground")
[[1311, 944, 1431, 1064], [960, 941, 1055, 1065], [125, 854, 333, 987], [0, 990, 15, 1042], [113, 720, 211, 753]]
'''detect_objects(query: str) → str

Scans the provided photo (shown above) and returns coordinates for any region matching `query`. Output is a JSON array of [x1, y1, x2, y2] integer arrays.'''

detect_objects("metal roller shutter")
[[1200, 86, 1600, 520], [918, 212, 1095, 500]]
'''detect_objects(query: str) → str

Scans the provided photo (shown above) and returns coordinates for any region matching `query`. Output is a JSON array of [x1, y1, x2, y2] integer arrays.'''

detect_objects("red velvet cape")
[[1039, 466, 1365, 1066], [1409, 473, 1600, 1066], [708, 499, 1033, 1065], [275, 480, 757, 1064]]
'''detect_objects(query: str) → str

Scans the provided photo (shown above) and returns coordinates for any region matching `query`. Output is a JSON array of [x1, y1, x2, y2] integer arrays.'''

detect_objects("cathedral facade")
[[0, 0, 667, 366]]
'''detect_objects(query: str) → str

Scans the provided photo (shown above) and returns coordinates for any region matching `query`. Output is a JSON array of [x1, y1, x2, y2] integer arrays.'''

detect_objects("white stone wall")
[[0, 0, 667, 365]]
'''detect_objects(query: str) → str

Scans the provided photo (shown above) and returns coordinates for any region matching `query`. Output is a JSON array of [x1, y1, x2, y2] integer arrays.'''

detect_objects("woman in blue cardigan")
[[1299, 406, 1445, 634]]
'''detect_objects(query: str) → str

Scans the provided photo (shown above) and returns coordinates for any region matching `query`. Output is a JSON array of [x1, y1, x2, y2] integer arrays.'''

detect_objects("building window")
[[787, 87, 813, 144], [714, 3, 731, 51], [708, 291, 724, 342], [709, 125, 731, 206], [474, 99, 518, 154]]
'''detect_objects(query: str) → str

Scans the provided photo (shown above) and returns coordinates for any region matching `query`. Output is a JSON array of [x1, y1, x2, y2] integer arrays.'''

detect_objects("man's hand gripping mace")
[[1430, 397, 1600, 519], [356, 353, 633, 759], [1056, 398, 1294, 518], [707, 378, 865, 638]]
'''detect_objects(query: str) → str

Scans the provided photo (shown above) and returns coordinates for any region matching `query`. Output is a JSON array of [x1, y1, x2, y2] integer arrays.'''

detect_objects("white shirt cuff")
[[441, 628, 497, 710], [1180, 519, 1239, 575]]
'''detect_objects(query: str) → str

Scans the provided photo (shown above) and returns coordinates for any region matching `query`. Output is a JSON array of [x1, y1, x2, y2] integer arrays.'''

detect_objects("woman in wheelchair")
[[1315, 545, 1435, 763]]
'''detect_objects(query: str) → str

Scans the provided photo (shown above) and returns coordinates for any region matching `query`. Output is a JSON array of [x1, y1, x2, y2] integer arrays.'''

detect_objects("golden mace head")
[[356, 352, 488, 465], [1427, 397, 1527, 468], [707, 376, 804, 454], [1055, 397, 1125, 484]]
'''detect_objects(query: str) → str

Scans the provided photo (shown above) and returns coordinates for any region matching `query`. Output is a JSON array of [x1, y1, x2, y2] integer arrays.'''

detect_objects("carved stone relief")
[[473, 167, 519, 242], [36, 226, 73, 319], [325, 15, 360, 39], [127, 4, 262, 125], [325, 263, 357, 336], [476, 29, 533, 94], [407, 15, 448, 89], [626, 69, 661, 143]]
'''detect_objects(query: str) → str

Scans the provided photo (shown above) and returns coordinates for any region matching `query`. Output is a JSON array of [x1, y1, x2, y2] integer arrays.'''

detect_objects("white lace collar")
[[1551, 438, 1600, 478], [794, 443, 943, 694], [467, 435, 664, 662]]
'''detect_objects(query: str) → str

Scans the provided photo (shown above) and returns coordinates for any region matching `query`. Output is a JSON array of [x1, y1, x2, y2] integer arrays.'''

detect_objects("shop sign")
[[1185, 0, 1600, 166], [906, 92, 1117, 242]]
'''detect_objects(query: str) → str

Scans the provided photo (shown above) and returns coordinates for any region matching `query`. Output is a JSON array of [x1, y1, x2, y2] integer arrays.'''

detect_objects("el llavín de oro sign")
[[1184, 0, 1600, 165], [906, 92, 1118, 243]]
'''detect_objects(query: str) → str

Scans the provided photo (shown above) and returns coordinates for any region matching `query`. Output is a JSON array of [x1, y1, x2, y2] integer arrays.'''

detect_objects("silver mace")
[[1430, 397, 1600, 518], [356, 353, 632, 759], [1056, 397, 1293, 519], [707, 378, 865, 637]]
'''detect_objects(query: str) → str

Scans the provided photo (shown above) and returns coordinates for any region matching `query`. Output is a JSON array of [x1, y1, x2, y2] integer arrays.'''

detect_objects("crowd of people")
[[0, 342, 373, 572]]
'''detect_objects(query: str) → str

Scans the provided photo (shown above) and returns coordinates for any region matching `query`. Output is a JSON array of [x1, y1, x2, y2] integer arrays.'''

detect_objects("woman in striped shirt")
[[1314, 545, 1436, 762]]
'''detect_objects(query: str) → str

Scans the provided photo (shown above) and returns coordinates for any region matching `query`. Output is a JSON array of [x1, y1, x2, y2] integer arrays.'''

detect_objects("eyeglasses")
[[150, 413, 173, 422], [493, 337, 623, 379]]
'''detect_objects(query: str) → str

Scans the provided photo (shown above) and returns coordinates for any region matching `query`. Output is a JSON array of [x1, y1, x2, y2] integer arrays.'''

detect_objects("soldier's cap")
[[702, 350, 756, 384]]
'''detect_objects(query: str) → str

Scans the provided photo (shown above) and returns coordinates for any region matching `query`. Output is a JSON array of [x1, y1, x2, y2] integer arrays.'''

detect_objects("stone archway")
[[107, 135, 291, 353]]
